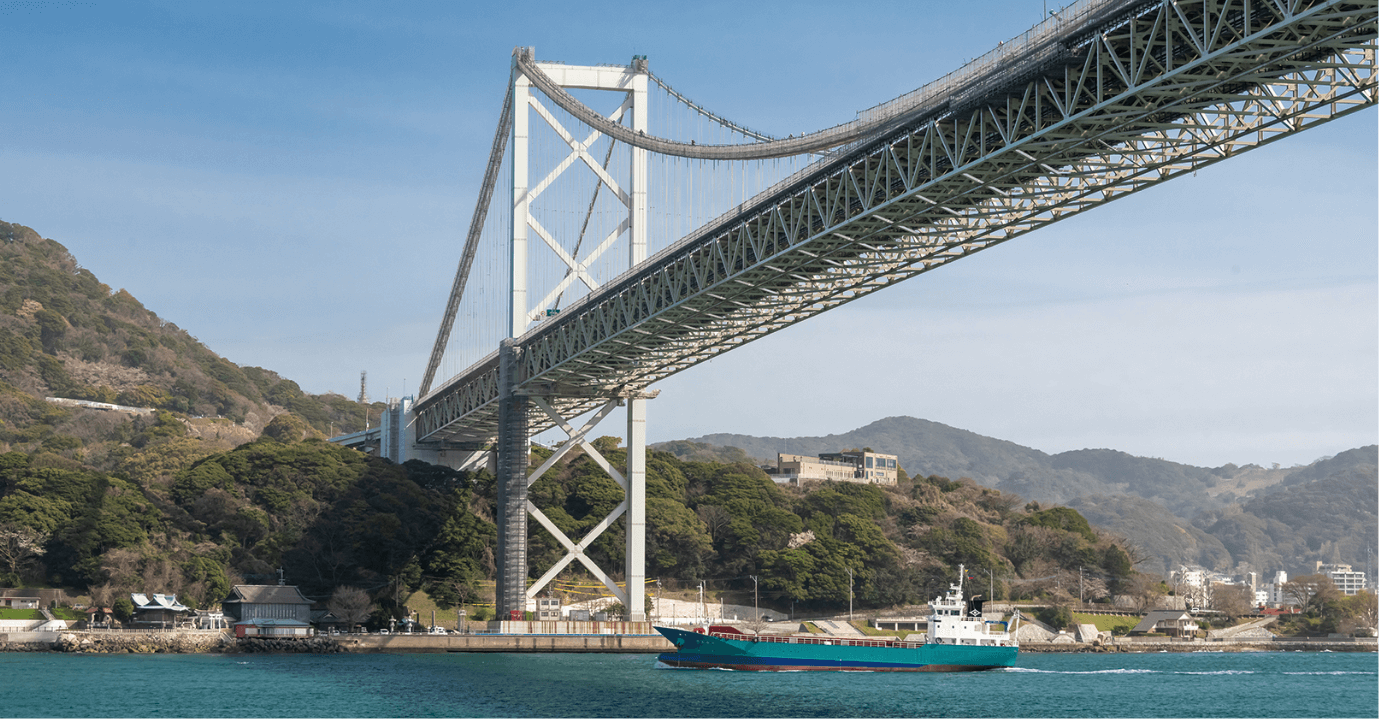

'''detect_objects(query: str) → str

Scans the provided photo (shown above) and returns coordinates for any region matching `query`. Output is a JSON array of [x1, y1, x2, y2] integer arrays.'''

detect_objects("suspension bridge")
[[331, 0, 1377, 622]]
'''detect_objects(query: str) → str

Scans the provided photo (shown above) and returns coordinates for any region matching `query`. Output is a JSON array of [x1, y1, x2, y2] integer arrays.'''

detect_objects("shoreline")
[[1021, 640, 1377, 653], [2, 632, 1375, 655]]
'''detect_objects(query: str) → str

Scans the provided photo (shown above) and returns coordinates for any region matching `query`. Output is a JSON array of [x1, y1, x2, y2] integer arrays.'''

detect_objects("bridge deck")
[[416, 0, 1377, 445]]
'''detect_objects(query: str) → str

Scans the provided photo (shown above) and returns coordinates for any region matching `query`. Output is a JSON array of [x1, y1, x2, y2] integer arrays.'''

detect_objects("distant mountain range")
[[656, 417, 1377, 576]]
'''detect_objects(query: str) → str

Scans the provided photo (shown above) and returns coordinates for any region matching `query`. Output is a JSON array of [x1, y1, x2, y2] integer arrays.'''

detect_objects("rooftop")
[[226, 585, 313, 605]]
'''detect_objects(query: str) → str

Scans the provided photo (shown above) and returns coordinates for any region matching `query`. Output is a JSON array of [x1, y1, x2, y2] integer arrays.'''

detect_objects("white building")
[[769, 450, 899, 486], [1317, 563, 1369, 596], [1170, 565, 1214, 604]]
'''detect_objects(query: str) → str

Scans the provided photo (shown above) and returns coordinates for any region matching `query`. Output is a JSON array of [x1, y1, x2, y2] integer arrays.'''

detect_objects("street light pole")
[[848, 568, 854, 622]]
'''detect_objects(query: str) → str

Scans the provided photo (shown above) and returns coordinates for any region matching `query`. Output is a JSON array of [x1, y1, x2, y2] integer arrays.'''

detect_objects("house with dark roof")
[[221, 585, 315, 638]]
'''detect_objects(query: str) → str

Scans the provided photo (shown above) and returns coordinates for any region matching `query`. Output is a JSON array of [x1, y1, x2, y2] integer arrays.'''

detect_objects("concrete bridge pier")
[[495, 339, 530, 618]]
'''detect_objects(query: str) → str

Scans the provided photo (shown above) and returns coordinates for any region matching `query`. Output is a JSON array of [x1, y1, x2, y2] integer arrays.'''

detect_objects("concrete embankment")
[[67, 631, 231, 653], [339, 633, 674, 653], [227, 637, 349, 653], [1, 632, 346, 654], [2, 631, 672, 654]]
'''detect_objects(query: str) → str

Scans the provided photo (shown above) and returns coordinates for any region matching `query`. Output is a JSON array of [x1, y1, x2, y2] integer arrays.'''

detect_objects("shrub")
[[1037, 605, 1073, 629]]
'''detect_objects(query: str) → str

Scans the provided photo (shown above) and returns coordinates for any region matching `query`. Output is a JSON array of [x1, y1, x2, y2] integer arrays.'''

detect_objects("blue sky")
[[1, 1, 1374, 467]]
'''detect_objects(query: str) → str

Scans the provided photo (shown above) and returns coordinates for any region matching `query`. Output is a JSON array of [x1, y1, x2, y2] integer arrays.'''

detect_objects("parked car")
[[429, 626, 448, 635]]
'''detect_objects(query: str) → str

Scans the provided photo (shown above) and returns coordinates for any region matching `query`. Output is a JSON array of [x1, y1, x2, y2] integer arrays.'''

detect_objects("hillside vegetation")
[[523, 440, 1138, 610], [0, 220, 383, 472], [666, 419, 1378, 576], [1, 428, 1139, 618], [0, 434, 490, 620]]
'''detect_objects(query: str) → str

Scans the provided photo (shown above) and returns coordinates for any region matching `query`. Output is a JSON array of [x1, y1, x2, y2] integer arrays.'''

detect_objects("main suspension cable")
[[420, 80, 513, 397]]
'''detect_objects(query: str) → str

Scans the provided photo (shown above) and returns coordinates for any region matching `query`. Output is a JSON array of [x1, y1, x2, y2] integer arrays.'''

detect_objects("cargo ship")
[[655, 566, 1018, 671]]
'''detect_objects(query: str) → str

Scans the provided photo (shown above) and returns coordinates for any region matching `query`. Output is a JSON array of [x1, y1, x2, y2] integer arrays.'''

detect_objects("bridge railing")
[[856, 0, 1123, 126]]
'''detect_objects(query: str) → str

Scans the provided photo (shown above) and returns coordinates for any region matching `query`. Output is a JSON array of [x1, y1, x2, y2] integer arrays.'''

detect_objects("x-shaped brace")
[[523, 398, 628, 602]]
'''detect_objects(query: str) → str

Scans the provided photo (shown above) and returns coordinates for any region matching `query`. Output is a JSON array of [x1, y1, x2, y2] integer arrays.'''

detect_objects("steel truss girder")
[[416, 0, 1377, 444]]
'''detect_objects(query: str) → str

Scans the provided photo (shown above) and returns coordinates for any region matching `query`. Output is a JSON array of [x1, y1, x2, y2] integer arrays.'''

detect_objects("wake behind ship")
[[655, 566, 1018, 672]]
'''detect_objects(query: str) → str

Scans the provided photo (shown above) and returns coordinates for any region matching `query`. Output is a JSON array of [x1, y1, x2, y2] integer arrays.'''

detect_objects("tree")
[[1341, 591, 1377, 636], [1125, 573, 1167, 613], [1024, 507, 1097, 543], [0, 522, 46, 579], [261, 413, 314, 443], [1281, 573, 1336, 608], [1036, 604, 1073, 630], [112, 596, 134, 625], [1209, 582, 1253, 619], [695, 504, 732, 542], [328, 586, 373, 632]]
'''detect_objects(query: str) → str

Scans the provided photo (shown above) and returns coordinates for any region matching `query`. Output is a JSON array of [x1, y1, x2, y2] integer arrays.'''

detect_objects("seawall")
[[338, 633, 674, 653], [1, 632, 345, 654]]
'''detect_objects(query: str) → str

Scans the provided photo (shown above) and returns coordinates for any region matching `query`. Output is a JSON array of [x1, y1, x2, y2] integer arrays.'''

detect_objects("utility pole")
[[1079, 567, 1085, 607], [656, 578, 662, 623], [751, 575, 759, 622], [698, 581, 705, 625]]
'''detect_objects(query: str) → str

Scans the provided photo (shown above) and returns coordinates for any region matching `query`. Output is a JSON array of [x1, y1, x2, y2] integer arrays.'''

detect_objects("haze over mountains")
[[658, 417, 1378, 576]]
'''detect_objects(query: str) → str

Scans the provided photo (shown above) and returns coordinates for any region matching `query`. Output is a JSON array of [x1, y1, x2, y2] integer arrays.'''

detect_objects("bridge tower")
[[496, 49, 650, 621]]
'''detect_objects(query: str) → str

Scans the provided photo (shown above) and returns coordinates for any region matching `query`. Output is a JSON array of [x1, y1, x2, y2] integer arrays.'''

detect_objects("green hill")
[[0, 220, 381, 469], [0, 432, 1138, 615], [663, 420, 1377, 576]]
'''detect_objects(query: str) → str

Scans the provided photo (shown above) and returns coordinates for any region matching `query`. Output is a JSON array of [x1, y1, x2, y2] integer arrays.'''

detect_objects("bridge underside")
[[416, 0, 1376, 448]]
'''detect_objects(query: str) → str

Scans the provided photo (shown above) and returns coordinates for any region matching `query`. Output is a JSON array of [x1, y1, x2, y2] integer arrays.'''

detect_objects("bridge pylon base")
[[493, 385, 651, 622]]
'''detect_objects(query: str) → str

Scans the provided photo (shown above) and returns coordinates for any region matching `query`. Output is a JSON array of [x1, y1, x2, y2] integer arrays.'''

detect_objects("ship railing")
[[706, 630, 923, 649]]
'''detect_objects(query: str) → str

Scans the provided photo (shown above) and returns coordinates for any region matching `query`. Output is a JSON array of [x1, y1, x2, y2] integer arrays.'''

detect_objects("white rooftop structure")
[[131, 593, 189, 612]]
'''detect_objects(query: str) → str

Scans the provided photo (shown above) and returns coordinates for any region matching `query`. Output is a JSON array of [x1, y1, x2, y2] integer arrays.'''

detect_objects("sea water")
[[0, 650, 1374, 717]]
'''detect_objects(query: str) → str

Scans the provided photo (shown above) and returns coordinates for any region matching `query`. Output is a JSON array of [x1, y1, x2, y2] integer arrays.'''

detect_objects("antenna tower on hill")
[[358, 371, 369, 404]]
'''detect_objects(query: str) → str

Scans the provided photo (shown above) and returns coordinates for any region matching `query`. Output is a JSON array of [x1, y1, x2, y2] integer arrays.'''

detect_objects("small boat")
[[655, 565, 1018, 672]]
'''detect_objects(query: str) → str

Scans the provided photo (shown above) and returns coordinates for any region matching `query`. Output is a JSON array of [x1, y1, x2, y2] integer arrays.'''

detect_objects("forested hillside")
[[1, 428, 1141, 618], [675, 417, 1290, 514], [0, 433, 490, 619], [0, 220, 381, 471], [667, 419, 1378, 577], [524, 440, 1137, 612]]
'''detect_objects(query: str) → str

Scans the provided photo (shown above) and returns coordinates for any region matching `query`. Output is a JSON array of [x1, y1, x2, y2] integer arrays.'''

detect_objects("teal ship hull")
[[655, 626, 1017, 672]]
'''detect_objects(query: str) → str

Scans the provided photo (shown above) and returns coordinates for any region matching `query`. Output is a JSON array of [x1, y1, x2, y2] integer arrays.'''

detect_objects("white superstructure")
[[926, 565, 1019, 647]]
